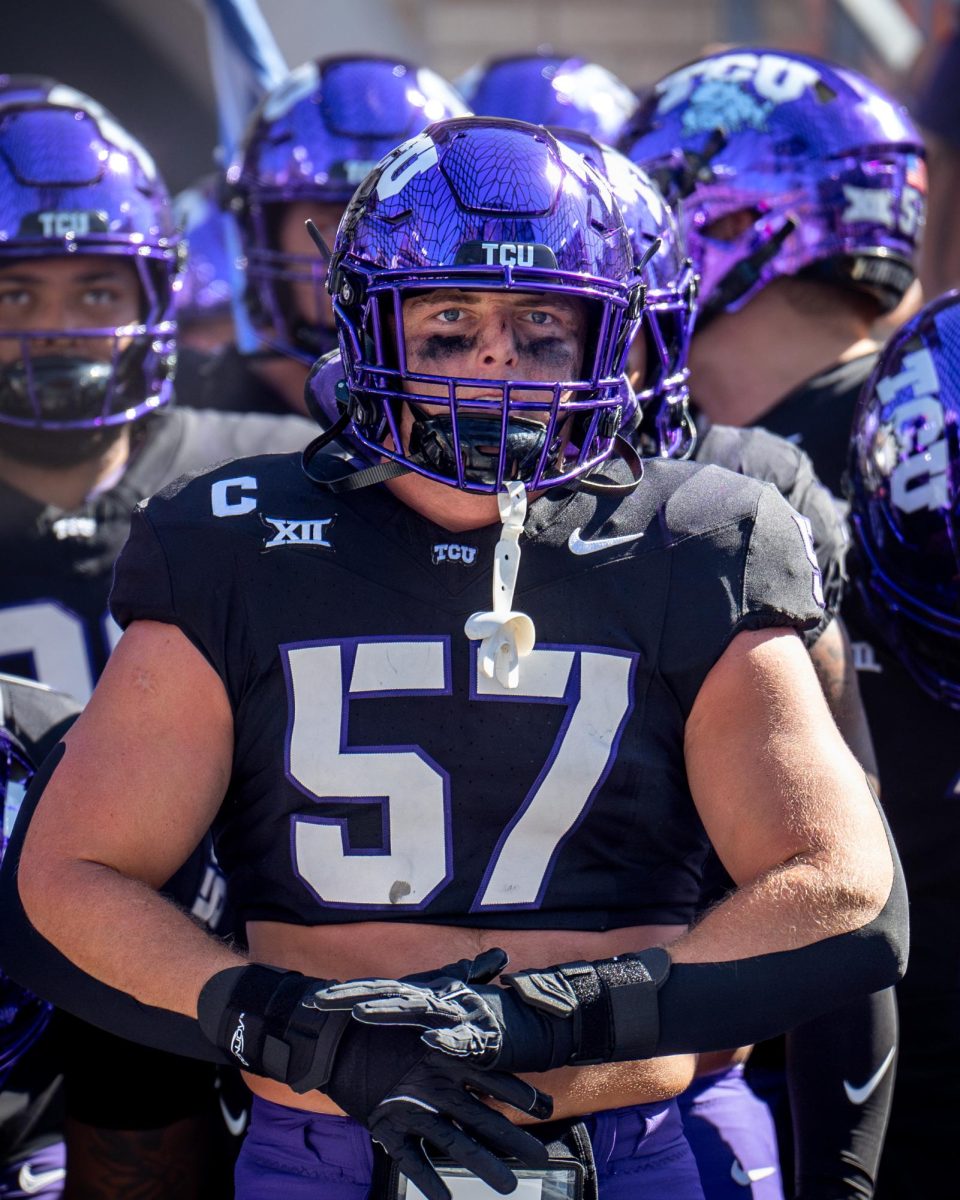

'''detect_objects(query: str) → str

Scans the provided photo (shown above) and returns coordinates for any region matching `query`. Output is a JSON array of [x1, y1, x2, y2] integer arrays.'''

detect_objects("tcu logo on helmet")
[[879, 349, 950, 514], [657, 52, 821, 118], [36, 211, 93, 237], [482, 242, 537, 267]]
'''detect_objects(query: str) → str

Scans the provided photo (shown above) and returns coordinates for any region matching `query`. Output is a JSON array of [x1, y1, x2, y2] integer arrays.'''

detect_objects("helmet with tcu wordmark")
[[226, 56, 469, 364], [848, 290, 960, 708], [0, 726, 51, 1089], [0, 75, 178, 438], [553, 128, 698, 458], [620, 49, 925, 321], [311, 117, 642, 494], [460, 54, 639, 146]]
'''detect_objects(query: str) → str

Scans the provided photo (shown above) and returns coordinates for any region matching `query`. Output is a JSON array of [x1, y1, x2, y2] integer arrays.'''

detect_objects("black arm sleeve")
[[787, 988, 897, 1200], [0, 746, 228, 1065]]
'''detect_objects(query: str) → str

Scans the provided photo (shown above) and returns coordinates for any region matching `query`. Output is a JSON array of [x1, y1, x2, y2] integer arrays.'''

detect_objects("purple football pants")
[[0, 1141, 65, 1199], [678, 1064, 784, 1199], [235, 1095, 706, 1198]]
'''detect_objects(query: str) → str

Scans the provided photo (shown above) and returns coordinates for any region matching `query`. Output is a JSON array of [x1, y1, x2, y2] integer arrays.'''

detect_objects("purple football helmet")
[[0, 78, 178, 433], [314, 117, 641, 494], [173, 175, 233, 326], [553, 129, 698, 458], [226, 56, 469, 364], [0, 728, 51, 1089], [620, 49, 925, 319], [460, 54, 638, 145], [848, 290, 960, 708]]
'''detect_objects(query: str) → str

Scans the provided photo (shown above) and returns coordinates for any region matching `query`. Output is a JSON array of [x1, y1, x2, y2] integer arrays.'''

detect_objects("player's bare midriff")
[[245, 920, 698, 1122]]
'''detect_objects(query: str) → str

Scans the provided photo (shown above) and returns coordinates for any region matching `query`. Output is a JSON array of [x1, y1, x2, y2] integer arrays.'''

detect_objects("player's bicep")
[[22, 619, 233, 888], [683, 626, 890, 896]]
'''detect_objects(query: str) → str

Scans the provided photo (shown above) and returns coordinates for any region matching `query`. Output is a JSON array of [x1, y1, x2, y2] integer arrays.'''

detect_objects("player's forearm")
[[667, 844, 890, 966], [17, 851, 242, 1017]]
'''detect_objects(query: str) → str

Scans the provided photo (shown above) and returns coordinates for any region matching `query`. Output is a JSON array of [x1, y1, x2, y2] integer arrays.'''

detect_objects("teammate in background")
[[175, 56, 468, 416], [1, 118, 904, 1200], [0, 78, 316, 1198], [1, 675, 79, 1200], [560, 131, 883, 1200], [620, 48, 926, 500], [173, 176, 236, 354], [845, 291, 960, 1199], [459, 53, 638, 143], [620, 50, 924, 1198]]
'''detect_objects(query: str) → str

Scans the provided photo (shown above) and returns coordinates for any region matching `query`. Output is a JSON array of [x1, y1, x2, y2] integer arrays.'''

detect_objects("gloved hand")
[[311, 947, 579, 1074], [198, 950, 553, 1200]]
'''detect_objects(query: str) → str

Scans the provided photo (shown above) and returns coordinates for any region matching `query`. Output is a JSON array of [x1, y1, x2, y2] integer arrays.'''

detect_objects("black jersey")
[[0, 405, 315, 703], [0, 676, 79, 1166], [111, 453, 824, 932], [174, 346, 292, 415], [692, 419, 848, 642], [749, 352, 878, 499]]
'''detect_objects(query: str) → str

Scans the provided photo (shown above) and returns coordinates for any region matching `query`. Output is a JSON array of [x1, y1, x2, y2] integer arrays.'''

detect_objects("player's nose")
[[475, 313, 517, 373]]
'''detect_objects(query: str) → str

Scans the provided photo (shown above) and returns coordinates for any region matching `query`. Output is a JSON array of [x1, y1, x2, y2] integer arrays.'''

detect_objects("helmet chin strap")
[[464, 481, 536, 690]]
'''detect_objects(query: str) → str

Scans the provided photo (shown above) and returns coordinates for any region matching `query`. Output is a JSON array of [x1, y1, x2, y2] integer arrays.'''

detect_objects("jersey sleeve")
[[740, 482, 827, 636], [779, 448, 847, 644], [109, 492, 249, 702]]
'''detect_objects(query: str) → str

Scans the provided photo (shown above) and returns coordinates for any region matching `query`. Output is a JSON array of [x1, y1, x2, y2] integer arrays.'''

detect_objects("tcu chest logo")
[[263, 516, 335, 549], [432, 542, 477, 565], [879, 349, 950, 514]]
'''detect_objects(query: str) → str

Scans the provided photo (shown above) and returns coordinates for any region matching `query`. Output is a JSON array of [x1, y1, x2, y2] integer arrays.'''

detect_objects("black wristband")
[[197, 963, 349, 1092]]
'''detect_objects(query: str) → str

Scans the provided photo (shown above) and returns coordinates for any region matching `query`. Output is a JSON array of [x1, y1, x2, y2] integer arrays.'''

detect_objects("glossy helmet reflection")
[[460, 54, 638, 145], [313, 117, 642, 493], [0, 77, 178, 432], [848, 290, 960, 708], [620, 49, 925, 321], [553, 128, 698, 458], [226, 56, 469, 364], [0, 727, 51, 1089], [172, 175, 233, 327]]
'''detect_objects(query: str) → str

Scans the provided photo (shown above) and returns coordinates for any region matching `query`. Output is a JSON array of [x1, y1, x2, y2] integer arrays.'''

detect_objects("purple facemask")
[[309, 118, 642, 495]]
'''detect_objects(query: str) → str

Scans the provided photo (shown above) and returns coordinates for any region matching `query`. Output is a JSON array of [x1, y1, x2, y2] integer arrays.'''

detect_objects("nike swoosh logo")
[[730, 1161, 777, 1186], [219, 1095, 249, 1137], [18, 1164, 67, 1195], [844, 1045, 896, 1105], [567, 527, 643, 556]]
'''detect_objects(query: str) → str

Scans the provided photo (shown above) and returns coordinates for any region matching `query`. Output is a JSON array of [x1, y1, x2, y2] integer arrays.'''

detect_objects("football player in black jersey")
[[0, 78, 317, 1198], [2, 119, 904, 1200], [174, 56, 468, 417], [620, 48, 926, 502], [0, 675, 78, 1200], [845, 291, 960, 1199]]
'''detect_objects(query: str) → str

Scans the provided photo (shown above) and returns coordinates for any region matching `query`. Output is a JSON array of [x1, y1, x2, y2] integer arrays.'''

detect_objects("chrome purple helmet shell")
[[620, 49, 925, 319], [173, 175, 233, 324], [316, 117, 642, 493], [553, 129, 698, 458], [460, 55, 638, 145], [848, 290, 960, 708], [226, 57, 469, 364], [0, 79, 178, 431]]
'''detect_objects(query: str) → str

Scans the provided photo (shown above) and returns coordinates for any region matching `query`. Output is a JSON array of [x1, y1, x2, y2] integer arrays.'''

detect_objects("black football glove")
[[197, 951, 552, 1200], [312, 946, 671, 1073]]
